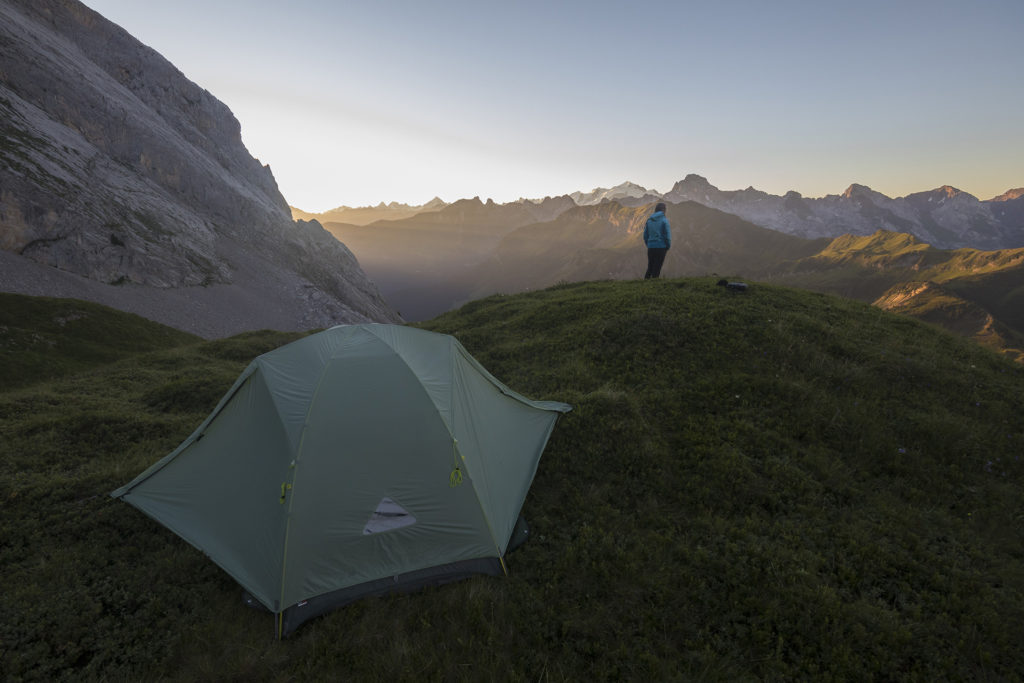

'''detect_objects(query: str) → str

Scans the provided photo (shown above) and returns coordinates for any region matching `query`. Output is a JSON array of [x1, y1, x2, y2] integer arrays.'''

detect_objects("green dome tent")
[[112, 324, 571, 637]]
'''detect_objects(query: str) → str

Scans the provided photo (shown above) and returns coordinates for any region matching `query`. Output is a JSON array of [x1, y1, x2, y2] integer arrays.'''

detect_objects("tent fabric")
[[111, 324, 570, 636]]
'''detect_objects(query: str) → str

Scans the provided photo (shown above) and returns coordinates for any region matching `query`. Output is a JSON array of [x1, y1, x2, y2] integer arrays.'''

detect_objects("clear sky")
[[83, 0, 1023, 212]]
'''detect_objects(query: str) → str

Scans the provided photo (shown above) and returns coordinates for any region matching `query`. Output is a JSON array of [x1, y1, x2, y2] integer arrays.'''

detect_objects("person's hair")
[[655, 202, 666, 213]]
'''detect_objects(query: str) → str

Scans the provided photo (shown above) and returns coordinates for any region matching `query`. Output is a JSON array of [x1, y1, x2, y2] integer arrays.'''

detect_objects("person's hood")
[[649, 211, 665, 219]]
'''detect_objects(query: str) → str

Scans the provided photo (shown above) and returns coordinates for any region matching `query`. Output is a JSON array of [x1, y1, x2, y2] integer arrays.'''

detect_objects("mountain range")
[[296, 176, 1024, 252], [0, 0, 398, 337], [663, 175, 1024, 250], [290, 197, 448, 226]]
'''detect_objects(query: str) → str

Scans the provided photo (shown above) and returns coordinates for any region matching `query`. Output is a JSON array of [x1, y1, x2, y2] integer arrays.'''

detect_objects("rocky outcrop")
[[0, 0, 399, 336]]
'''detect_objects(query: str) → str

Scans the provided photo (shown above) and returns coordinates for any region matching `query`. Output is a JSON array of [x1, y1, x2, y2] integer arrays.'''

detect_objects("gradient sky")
[[83, 0, 1023, 212]]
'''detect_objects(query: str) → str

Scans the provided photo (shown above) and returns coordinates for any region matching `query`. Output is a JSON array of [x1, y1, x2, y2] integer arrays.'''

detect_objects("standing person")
[[643, 202, 671, 279]]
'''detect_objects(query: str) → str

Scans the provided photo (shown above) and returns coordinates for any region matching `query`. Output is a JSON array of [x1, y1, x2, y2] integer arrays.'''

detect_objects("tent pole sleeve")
[[455, 439, 507, 562]]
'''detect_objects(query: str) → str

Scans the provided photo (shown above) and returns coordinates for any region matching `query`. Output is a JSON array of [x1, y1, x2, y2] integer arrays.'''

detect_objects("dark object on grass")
[[717, 279, 749, 292]]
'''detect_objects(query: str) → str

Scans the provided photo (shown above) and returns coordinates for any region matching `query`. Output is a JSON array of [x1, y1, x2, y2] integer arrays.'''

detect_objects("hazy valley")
[[304, 194, 1024, 361]]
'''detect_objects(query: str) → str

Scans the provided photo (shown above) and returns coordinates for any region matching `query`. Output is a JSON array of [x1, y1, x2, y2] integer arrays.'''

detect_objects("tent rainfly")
[[112, 324, 571, 637]]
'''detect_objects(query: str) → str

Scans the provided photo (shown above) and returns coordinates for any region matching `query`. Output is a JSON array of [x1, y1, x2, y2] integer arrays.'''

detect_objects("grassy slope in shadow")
[[0, 293, 199, 390]]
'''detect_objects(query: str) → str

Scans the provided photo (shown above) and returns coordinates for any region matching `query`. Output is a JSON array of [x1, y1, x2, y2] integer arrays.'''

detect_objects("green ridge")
[[0, 293, 200, 390]]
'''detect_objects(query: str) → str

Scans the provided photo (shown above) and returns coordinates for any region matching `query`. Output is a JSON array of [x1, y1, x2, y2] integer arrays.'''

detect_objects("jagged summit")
[[670, 174, 714, 193]]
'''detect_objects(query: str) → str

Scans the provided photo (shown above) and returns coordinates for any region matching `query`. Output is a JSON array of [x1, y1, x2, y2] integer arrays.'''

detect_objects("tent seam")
[[277, 356, 334, 633], [448, 338, 506, 560], [110, 361, 260, 497]]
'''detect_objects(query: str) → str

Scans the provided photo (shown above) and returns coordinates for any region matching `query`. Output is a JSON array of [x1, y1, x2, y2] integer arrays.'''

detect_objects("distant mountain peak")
[[904, 185, 978, 204], [915, 185, 966, 201], [570, 181, 653, 206], [841, 183, 877, 199], [618, 181, 649, 191], [675, 174, 714, 190], [990, 188, 1024, 202]]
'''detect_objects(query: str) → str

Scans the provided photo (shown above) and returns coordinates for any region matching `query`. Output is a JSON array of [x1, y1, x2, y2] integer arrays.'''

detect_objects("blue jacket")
[[643, 211, 671, 248]]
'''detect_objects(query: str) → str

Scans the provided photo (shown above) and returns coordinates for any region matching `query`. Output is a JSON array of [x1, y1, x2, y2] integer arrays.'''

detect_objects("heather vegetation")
[[2, 280, 1023, 681]]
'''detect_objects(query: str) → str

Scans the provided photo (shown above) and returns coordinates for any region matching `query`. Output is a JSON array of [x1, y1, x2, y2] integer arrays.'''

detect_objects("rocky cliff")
[[0, 0, 399, 337]]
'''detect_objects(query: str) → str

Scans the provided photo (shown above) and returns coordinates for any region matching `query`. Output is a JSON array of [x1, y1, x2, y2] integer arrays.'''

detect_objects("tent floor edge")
[[278, 557, 505, 637]]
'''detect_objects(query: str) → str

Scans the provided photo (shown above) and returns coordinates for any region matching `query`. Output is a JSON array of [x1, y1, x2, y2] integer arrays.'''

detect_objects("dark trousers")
[[645, 247, 668, 279]]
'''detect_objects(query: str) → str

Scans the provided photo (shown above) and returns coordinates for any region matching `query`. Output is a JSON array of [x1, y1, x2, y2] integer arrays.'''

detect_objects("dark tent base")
[[276, 557, 504, 637], [244, 516, 533, 637]]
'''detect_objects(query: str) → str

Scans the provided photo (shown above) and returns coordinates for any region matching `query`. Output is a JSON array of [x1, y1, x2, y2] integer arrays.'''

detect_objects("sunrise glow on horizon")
[[83, 0, 1024, 212]]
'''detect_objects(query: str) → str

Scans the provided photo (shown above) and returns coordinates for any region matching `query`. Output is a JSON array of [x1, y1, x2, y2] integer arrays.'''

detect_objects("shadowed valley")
[[321, 198, 1024, 360]]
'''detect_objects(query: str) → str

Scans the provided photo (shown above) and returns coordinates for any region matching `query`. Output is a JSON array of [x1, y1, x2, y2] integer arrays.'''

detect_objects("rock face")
[[664, 175, 1024, 250], [0, 0, 399, 337]]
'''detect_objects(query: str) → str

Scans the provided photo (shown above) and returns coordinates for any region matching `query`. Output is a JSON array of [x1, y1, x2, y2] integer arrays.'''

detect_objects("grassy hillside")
[[0, 293, 199, 390], [944, 264, 1024, 334], [774, 232, 1024, 359], [2, 282, 1023, 680], [777, 231, 1024, 295], [874, 282, 1024, 363]]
